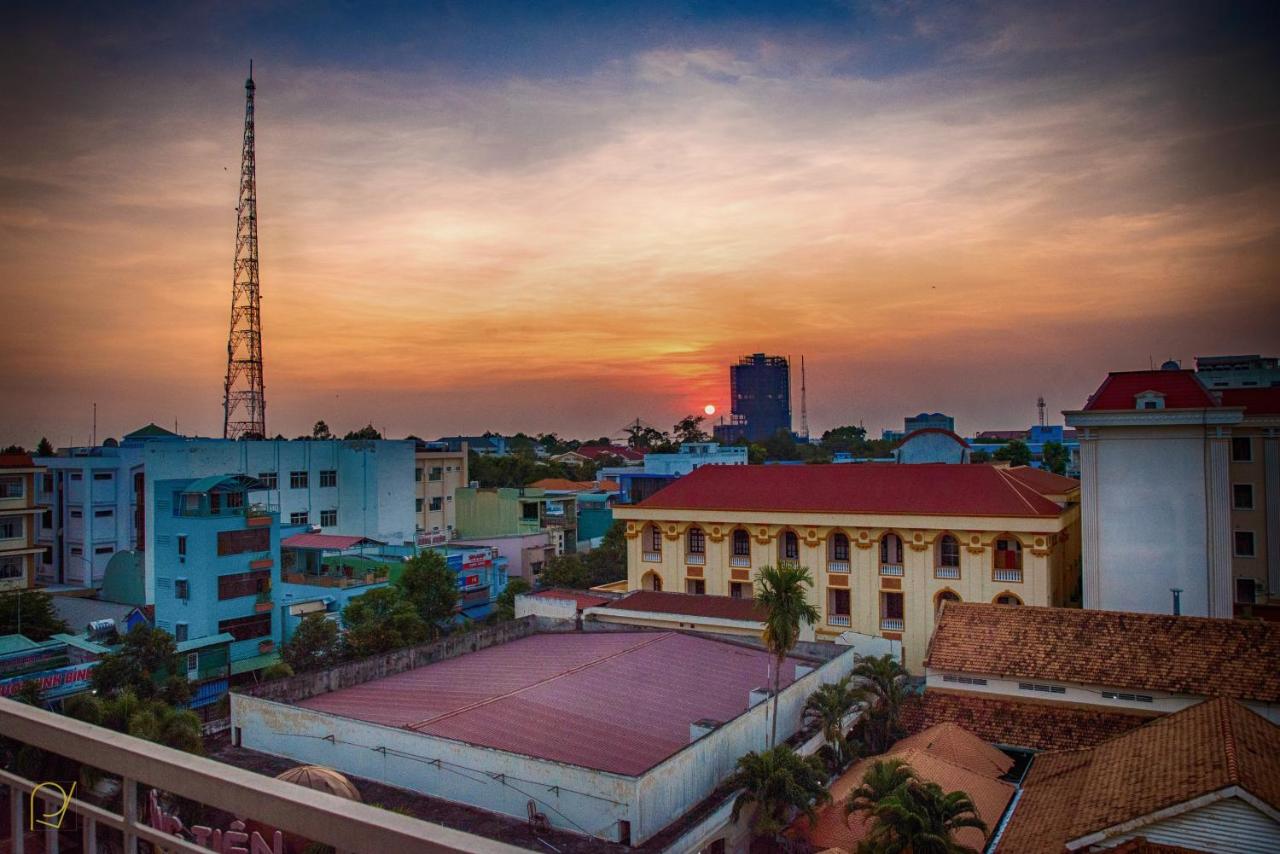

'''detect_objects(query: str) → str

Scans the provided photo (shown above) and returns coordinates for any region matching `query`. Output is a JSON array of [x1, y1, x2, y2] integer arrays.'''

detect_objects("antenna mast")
[[223, 61, 266, 439], [1037, 396, 1046, 427], [800, 356, 810, 440]]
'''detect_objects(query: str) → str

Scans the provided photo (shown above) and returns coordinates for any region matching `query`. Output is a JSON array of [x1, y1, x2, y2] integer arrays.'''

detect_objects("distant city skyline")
[[2, 1, 1278, 445]]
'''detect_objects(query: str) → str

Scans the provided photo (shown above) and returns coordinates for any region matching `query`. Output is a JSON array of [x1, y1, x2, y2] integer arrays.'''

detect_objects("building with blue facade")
[[601, 443, 748, 504], [152, 475, 282, 678]]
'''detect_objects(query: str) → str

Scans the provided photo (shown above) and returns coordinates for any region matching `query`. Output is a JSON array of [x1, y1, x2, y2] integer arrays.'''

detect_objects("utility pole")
[[223, 61, 266, 439]]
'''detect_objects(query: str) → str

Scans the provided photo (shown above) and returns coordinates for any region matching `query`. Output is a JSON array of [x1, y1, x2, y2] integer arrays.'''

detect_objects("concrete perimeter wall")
[[633, 642, 861, 843], [231, 694, 636, 841]]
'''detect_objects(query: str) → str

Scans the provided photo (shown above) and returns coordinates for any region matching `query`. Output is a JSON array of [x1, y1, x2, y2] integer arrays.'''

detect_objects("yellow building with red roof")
[[613, 463, 1081, 670]]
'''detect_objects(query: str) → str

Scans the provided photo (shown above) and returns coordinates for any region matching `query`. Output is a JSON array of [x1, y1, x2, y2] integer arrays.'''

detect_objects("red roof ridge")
[[993, 466, 1048, 516], [1220, 697, 1240, 784], [406, 632, 675, 731]]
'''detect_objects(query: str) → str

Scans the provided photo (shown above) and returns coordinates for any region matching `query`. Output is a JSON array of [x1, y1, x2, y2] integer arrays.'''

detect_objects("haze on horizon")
[[1, 0, 1278, 448]]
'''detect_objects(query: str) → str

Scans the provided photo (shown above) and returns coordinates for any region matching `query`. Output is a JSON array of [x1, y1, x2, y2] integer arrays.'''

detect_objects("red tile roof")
[[1220, 387, 1280, 416], [901, 691, 1152, 751], [528, 478, 621, 492], [530, 589, 611, 610], [926, 603, 1280, 703], [280, 533, 382, 551], [606, 590, 765, 622], [998, 698, 1280, 852], [630, 464, 1068, 518], [1081, 369, 1217, 410], [890, 722, 1015, 779], [569, 445, 644, 461], [794, 725, 1014, 853], [896, 427, 971, 448], [0, 453, 35, 468], [297, 631, 799, 776], [999, 466, 1080, 496]]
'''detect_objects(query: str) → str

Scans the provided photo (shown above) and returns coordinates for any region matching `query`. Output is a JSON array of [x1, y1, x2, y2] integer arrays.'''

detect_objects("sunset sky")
[[2, 1, 1278, 447]]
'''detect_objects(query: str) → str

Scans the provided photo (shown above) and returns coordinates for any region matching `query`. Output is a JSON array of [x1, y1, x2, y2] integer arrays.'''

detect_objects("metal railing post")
[[42, 791, 59, 854], [122, 776, 138, 854], [9, 782, 24, 854]]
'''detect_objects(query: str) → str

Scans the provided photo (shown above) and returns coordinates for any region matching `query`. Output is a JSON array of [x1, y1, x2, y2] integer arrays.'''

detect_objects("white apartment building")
[[37, 426, 416, 597]]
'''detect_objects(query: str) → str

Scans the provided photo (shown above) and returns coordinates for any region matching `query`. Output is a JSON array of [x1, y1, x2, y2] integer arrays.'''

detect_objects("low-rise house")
[[996, 698, 1280, 853], [413, 439, 468, 543], [453, 531, 553, 583], [550, 445, 644, 466], [793, 723, 1015, 853], [912, 603, 1280, 752], [614, 464, 1081, 670], [455, 486, 578, 556]]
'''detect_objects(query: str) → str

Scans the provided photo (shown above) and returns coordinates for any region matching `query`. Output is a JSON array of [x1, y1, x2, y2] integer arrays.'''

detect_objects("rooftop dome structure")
[[273, 765, 362, 802]]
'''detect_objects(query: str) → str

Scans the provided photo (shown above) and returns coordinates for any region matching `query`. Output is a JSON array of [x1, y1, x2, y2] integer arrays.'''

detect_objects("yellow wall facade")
[[614, 505, 1081, 672]]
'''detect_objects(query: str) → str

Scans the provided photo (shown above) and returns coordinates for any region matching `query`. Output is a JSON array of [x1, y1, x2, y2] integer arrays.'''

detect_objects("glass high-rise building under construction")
[[713, 353, 792, 443]]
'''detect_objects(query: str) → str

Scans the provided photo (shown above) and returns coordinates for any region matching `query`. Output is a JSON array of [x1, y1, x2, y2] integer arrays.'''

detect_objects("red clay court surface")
[[296, 631, 799, 776]]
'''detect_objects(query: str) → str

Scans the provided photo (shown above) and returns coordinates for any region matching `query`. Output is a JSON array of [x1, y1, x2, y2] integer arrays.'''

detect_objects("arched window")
[[642, 524, 662, 561], [732, 529, 751, 556], [642, 571, 663, 591], [994, 536, 1023, 582], [935, 589, 961, 614], [780, 530, 800, 563], [994, 592, 1023, 606], [686, 526, 705, 556], [880, 533, 904, 575], [830, 532, 850, 562], [936, 534, 960, 579]]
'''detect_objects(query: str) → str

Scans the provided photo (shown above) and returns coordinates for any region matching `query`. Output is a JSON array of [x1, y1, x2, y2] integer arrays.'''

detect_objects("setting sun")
[[704, 404, 716, 416]]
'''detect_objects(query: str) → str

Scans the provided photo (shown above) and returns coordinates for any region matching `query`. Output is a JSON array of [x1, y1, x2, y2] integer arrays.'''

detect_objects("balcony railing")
[[935, 565, 960, 580], [685, 552, 706, 565], [879, 563, 904, 577], [880, 617, 905, 631], [827, 614, 851, 627], [827, 560, 851, 573], [642, 551, 662, 562], [0, 700, 520, 854], [994, 568, 1023, 583], [730, 555, 751, 567], [281, 570, 390, 589]]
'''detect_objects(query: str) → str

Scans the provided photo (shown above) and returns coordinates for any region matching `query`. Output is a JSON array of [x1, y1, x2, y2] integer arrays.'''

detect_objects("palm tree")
[[729, 745, 832, 845], [803, 675, 864, 769], [845, 756, 917, 819], [862, 779, 987, 854], [852, 653, 907, 753], [755, 563, 820, 747]]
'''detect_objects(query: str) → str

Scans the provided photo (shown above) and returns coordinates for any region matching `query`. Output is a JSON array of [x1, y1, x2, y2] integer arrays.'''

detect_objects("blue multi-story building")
[[152, 474, 282, 679]]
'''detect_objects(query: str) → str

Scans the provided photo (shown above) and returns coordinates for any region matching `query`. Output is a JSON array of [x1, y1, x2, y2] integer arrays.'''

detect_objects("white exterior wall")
[[230, 694, 636, 843], [1095, 795, 1280, 854], [924, 670, 1280, 725], [642, 444, 749, 477], [1069, 412, 1239, 618], [35, 449, 144, 587]]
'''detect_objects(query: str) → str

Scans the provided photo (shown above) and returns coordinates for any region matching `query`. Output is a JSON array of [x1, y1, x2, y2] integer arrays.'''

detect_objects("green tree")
[[36, 437, 54, 457], [672, 414, 709, 444], [969, 450, 991, 464], [91, 624, 190, 705], [845, 757, 917, 818], [262, 662, 295, 681], [395, 550, 459, 636], [755, 563, 820, 747], [312, 420, 332, 440], [342, 587, 429, 657], [761, 429, 801, 461], [855, 775, 987, 854], [282, 612, 344, 672], [803, 675, 863, 769], [582, 520, 627, 586], [66, 691, 204, 755], [992, 439, 1032, 467], [1041, 441, 1069, 475], [729, 745, 831, 843], [852, 653, 908, 753], [747, 442, 767, 464], [624, 423, 674, 452], [493, 577, 532, 621], [540, 554, 593, 589], [0, 444, 26, 454], [343, 424, 382, 440], [821, 425, 868, 455], [0, 590, 69, 640]]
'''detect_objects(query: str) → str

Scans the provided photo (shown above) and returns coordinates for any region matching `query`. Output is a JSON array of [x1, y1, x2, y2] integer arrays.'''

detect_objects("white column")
[[1079, 430, 1102, 610], [1265, 432, 1280, 599], [1206, 430, 1234, 618]]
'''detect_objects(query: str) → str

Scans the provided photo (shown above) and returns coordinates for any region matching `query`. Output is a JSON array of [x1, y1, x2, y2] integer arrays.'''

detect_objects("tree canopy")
[[282, 612, 344, 672], [342, 587, 430, 657], [0, 591, 69, 641], [756, 563, 820, 746], [91, 624, 191, 706], [394, 550, 459, 635], [992, 439, 1032, 467]]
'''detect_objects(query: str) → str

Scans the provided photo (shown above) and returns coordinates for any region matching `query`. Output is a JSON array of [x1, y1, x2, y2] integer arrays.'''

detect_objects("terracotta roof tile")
[[631, 464, 1067, 518], [795, 727, 1015, 852], [901, 691, 1152, 751], [999, 698, 1280, 852], [998, 466, 1080, 496], [926, 603, 1280, 703], [529, 478, 621, 492], [606, 590, 765, 622], [1081, 369, 1216, 411], [0, 453, 35, 468], [891, 722, 1015, 778]]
